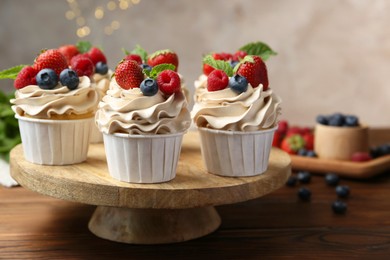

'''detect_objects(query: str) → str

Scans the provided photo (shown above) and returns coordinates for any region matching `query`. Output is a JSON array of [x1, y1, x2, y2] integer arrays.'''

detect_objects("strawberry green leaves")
[[239, 41, 277, 61], [76, 41, 92, 54], [203, 55, 233, 77], [0, 65, 28, 80], [131, 45, 148, 62]]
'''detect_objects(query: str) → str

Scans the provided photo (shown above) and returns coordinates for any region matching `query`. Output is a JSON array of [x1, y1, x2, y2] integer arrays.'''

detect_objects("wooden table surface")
[[1, 129, 390, 259]]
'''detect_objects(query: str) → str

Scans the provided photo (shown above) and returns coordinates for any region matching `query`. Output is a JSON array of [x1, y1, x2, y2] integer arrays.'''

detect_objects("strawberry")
[[303, 132, 314, 150], [232, 50, 247, 61], [33, 49, 68, 76], [125, 54, 143, 65], [277, 120, 289, 135], [14, 66, 38, 89], [156, 70, 181, 95], [88, 47, 107, 65], [202, 64, 215, 76], [70, 54, 95, 77], [213, 52, 232, 61], [58, 45, 79, 66], [115, 60, 144, 90], [147, 50, 179, 71], [280, 134, 306, 154], [207, 69, 229, 92], [236, 55, 268, 90], [351, 152, 372, 162], [272, 131, 283, 148]]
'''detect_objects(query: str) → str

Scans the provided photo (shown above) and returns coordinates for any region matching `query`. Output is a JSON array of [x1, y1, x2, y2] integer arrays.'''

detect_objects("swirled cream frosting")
[[11, 76, 99, 119], [191, 83, 282, 131], [92, 70, 112, 99], [95, 79, 191, 135]]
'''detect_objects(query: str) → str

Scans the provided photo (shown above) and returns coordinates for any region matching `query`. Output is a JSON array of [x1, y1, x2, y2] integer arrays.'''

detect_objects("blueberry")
[[344, 115, 359, 127], [325, 173, 339, 186], [229, 75, 248, 94], [306, 150, 317, 157], [230, 60, 239, 68], [95, 61, 109, 75], [328, 113, 345, 127], [297, 148, 307, 156], [298, 187, 311, 201], [286, 175, 298, 187], [297, 171, 311, 184], [332, 200, 347, 214], [370, 144, 390, 158], [140, 78, 158, 96], [316, 115, 328, 125], [36, 69, 58, 89], [59, 69, 79, 90], [140, 64, 152, 72], [335, 185, 350, 198]]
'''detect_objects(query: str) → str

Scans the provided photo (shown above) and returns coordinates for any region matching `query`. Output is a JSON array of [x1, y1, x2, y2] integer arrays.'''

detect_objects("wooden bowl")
[[314, 123, 369, 160]]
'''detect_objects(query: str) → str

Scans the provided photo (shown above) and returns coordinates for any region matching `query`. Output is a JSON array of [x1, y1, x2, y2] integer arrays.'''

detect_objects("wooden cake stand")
[[10, 132, 291, 244]]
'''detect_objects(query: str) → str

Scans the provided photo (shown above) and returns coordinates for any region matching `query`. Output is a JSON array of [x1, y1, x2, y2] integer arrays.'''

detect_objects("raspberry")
[[207, 69, 228, 92], [14, 66, 38, 89], [156, 70, 181, 95], [70, 54, 95, 77]]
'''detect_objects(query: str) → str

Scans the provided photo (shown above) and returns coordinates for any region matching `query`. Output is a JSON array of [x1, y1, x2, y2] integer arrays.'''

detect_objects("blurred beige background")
[[1, 0, 389, 127]]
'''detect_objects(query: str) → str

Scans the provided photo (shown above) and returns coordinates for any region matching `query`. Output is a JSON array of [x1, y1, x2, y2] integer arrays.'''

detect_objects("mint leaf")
[[76, 41, 92, 53], [0, 65, 28, 80], [131, 45, 148, 62], [239, 41, 277, 61], [148, 64, 176, 79], [203, 55, 233, 77]]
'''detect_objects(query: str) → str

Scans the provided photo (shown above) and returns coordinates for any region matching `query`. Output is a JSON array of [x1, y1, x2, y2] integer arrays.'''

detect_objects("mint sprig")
[[0, 65, 28, 80], [76, 41, 92, 53], [131, 45, 148, 62], [203, 55, 233, 77], [0, 91, 20, 162], [239, 41, 277, 61], [144, 64, 176, 79]]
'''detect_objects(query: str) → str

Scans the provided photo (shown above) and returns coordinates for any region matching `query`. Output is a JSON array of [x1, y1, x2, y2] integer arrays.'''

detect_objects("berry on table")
[[36, 69, 59, 90], [297, 148, 308, 156], [14, 66, 37, 89], [325, 173, 340, 186], [207, 69, 229, 92], [332, 200, 347, 214], [156, 70, 181, 95], [297, 171, 311, 184], [70, 54, 95, 77], [335, 185, 350, 198], [33, 49, 68, 76], [114, 60, 144, 90], [298, 187, 311, 201], [351, 152, 372, 162], [95, 62, 109, 75], [306, 150, 317, 157], [59, 69, 79, 90], [229, 74, 248, 94], [140, 78, 159, 96], [286, 175, 298, 187]]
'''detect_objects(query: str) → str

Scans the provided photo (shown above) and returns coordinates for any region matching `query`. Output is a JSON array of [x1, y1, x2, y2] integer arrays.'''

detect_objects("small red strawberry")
[[115, 60, 144, 90], [272, 131, 283, 148], [156, 70, 181, 95], [232, 50, 247, 61], [236, 55, 268, 90], [303, 132, 314, 150], [88, 47, 107, 65], [280, 134, 306, 154], [125, 54, 143, 65], [277, 120, 289, 135], [207, 69, 229, 92], [351, 152, 372, 162], [147, 50, 179, 71], [58, 45, 79, 66], [70, 54, 95, 77], [33, 49, 68, 76], [14, 66, 38, 89]]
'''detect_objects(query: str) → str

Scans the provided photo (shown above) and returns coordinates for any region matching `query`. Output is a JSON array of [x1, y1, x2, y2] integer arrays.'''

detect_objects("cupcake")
[[95, 58, 191, 183], [59, 42, 112, 143], [10, 49, 99, 165], [192, 42, 281, 177]]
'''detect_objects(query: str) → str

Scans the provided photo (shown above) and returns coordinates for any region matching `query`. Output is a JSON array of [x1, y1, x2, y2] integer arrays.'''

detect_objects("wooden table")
[[1, 129, 390, 258]]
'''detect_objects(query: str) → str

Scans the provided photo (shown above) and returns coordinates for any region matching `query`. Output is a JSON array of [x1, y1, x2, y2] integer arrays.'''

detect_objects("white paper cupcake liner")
[[90, 123, 104, 143], [103, 132, 185, 183], [197, 126, 277, 177], [16, 115, 93, 165]]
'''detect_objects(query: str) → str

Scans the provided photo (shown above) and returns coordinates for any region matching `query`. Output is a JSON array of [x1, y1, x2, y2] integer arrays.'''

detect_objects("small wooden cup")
[[314, 123, 369, 161]]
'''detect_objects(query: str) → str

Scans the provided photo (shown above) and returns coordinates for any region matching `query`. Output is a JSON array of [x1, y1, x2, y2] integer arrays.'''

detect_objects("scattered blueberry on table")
[[332, 200, 347, 214], [325, 173, 340, 186], [297, 171, 311, 184], [335, 185, 350, 198], [298, 187, 311, 201], [286, 176, 298, 187]]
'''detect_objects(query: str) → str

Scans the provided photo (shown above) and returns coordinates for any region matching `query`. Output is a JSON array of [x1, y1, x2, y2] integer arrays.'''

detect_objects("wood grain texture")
[[10, 131, 291, 209]]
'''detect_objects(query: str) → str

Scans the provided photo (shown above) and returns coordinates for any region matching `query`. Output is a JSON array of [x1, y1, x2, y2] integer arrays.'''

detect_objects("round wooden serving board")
[[10, 131, 291, 244]]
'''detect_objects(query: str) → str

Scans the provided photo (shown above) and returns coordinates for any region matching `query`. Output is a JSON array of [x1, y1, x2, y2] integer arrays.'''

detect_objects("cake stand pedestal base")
[[88, 206, 221, 244]]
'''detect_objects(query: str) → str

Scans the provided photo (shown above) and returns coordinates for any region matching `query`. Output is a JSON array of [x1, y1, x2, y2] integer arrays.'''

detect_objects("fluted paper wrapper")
[[198, 127, 277, 177], [90, 124, 104, 143], [16, 115, 93, 165], [103, 132, 184, 183]]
